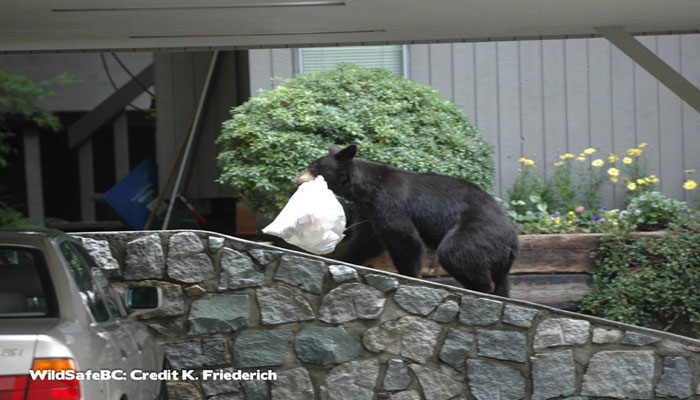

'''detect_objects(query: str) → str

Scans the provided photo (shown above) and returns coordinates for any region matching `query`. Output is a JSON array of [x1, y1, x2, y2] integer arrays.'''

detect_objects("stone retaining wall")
[[77, 230, 700, 400]]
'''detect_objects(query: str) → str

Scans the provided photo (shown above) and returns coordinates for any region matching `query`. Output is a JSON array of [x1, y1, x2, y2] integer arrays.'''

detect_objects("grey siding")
[[249, 34, 700, 207]]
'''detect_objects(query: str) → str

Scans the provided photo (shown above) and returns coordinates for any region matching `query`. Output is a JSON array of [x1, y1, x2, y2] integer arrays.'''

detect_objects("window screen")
[[300, 45, 404, 76]]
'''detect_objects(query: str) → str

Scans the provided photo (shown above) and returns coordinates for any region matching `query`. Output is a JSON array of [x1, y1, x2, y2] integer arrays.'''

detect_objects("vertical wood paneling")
[[542, 40, 567, 173], [657, 35, 684, 199], [271, 49, 294, 85], [249, 49, 274, 93], [611, 43, 636, 202], [680, 34, 700, 204], [429, 44, 453, 101], [588, 38, 615, 207], [634, 36, 661, 188], [154, 52, 174, 190], [475, 42, 500, 194], [565, 39, 590, 153], [452, 43, 476, 122], [519, 41, 545, 173], [409, 44, 430, 86], [497, 42, 522, 196]]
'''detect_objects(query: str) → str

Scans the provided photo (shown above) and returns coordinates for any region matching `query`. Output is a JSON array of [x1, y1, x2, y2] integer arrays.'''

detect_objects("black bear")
[[293, 144, 519, 296]]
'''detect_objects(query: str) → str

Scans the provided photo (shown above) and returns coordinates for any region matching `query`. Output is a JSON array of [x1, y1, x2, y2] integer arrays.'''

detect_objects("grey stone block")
[[534, 318, 590, 349], [256, 286, 315, 325], [328, 264, 358, 282], [78, 237, 120, 277], [124, 233, 165, 279], [383, 359, 411, 391], [394, 285, 449, 316], [162, 340, 201, 369], [188, 294, 249, 334], [166, 382, 203, 400], [622, 331, 661, 346], [502, 304, 538, 328], [581, 350, 655, 399], [439, 328, 473, 368], [319, 283, 386, 324], [389, 391, 421, 400], [208, 236, 225, 252], [655, 357, 692, 399], [243, 380, 270, 400], [234, 329, 292, 368], [201, 367, 241, 396], [477, 330, 527, 362], [294, 325, 359, 365], [459, 297, 503, 326], [218, 248, 265, 290], [531, 350, 576, 400], [409, 364, 463, 400], [201, 338, 229, 366], [365, 274, 399, 292], [430, 300, 459, 323], [274, 255, 326, 294], [249, 248, 284, 265], [167, 232, 215, 283], [324, 359, 379, 400], [467, 360, 525, 400], [363, 316, 441, 363], [592, 328, 623, 344], [270, 368, 314, 400]]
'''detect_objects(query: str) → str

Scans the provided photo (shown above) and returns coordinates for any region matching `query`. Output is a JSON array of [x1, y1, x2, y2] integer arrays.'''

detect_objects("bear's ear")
[[328, 145, 341, 155], [333, 144, 357, 161]]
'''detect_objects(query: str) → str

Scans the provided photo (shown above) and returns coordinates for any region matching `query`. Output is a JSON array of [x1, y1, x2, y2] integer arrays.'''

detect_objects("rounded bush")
[[217, 64, 494, 216]]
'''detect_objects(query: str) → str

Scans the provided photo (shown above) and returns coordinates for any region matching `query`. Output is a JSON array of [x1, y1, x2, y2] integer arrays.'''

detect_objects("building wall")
[[249, 35, 700, 207], [77, 230, 700, 400]]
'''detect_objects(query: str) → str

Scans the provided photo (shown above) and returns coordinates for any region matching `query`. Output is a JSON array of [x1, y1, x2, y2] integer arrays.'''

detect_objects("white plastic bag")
[[262, 176, 346, 255]]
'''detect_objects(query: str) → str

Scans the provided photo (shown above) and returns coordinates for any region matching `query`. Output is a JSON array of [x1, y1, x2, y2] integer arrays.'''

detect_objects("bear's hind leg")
[[437, 232, 495, 294]]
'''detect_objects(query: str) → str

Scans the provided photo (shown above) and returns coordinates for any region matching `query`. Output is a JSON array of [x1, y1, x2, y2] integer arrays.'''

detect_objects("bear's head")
[[293, 144, 357, 195]]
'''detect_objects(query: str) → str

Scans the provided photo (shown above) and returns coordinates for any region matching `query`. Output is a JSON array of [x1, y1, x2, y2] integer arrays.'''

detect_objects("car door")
[[57, 239, 141, 400]]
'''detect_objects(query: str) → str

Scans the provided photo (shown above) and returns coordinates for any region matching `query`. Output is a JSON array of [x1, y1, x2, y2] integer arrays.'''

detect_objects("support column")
[[113, 112, 130, 181], [596, 26, 700, 114], [78, 140, 95, 222], [22, 128, 43, 224]]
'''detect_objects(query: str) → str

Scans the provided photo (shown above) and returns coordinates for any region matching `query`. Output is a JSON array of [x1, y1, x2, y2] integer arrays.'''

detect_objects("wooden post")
[[113, 112, 129, 181], [78, 140, 95, 222], [22, 128, 44, 224]]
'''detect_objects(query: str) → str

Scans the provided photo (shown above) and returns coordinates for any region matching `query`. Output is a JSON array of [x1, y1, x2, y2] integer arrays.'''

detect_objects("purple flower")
[[599, 205, 608, 211], [549, 213, 558, 218], [591, 214, 602, 221]]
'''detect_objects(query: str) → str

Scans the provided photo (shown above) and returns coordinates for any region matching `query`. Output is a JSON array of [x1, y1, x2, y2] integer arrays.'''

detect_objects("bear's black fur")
[[293, 144, 519, 296]]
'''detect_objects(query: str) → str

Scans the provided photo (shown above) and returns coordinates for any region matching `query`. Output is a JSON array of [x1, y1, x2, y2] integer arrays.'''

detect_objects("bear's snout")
[[292, 169, 316, 187]]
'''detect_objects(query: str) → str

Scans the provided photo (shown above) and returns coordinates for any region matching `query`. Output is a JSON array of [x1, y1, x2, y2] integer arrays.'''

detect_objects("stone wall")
[[77, 230, 700, 400]]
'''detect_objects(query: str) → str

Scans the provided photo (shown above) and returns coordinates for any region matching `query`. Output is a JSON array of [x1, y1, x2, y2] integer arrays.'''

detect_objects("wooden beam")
[[67, 64, 154, 149], [596, 26, 700, 114], [78, 140, 95, 221], [113, 112, 129, 181], [22, 128, 43, 224]]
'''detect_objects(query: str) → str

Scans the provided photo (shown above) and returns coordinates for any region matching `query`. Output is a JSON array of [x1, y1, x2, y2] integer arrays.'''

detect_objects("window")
[[298, 45, 406, 76], [0, 247, 57, 318], [59, 241, 115, 322]]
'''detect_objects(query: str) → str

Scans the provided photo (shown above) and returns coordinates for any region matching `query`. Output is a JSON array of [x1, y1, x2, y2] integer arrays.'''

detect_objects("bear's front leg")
[[336, 219, 385, 265], [374, 217, 423, 278]]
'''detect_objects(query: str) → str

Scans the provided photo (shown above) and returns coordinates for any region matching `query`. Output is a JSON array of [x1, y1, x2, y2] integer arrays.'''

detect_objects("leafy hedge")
[[217, 64, 494, 216], [579, 213, 700, 334]]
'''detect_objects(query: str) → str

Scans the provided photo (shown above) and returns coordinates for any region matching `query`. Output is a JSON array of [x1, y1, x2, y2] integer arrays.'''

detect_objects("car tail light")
[[0, 375, 28, 400], [26, 358, 80, 400]]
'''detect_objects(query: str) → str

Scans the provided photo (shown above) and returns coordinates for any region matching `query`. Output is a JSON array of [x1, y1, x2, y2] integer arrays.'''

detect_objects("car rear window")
[[0, 247, 57, 318]]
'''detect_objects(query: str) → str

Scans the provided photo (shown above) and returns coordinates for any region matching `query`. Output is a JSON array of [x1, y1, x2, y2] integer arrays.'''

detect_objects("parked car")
[[0, 229, 167, 400]]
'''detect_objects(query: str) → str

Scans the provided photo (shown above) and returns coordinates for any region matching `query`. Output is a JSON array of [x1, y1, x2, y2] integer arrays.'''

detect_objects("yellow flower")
[[568, 211, 575, 216], [591, 159, 604, 167], [649, 175, 659, 183], [524, 159, 535, 166], [643, 177, 652, 184], [632, 148, 642, 156], [560, 153, 575, 160], [554, 161, 565, 167], [607, 167, 620, 177], [583, 148, 596, 155], [685, 169, 696, 174], [554, 217, 561, 224], [638, 142, 648, 148], [683, 179, 698, 190], [610, 176, 618, 183], [576, 156, 586, 161], [626, 182, 637, 190], [622, 157, 633, 164], [636, 178, 646, 185], [518, 157, 526, 163], [608, 154, 617, 163]]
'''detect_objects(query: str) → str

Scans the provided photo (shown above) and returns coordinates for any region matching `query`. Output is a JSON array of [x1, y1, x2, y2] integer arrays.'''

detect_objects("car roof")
[[0, 228, 68, 242]]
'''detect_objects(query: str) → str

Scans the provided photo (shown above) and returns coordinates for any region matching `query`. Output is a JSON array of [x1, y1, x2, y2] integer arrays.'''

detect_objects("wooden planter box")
[[364, 231, 665, 310]]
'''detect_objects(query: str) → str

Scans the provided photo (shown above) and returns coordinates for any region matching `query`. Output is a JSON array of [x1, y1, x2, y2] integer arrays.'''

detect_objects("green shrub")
[[623, 191, 686, 231], [579, 213, 700, 333], [217, 64, 494, 216]]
